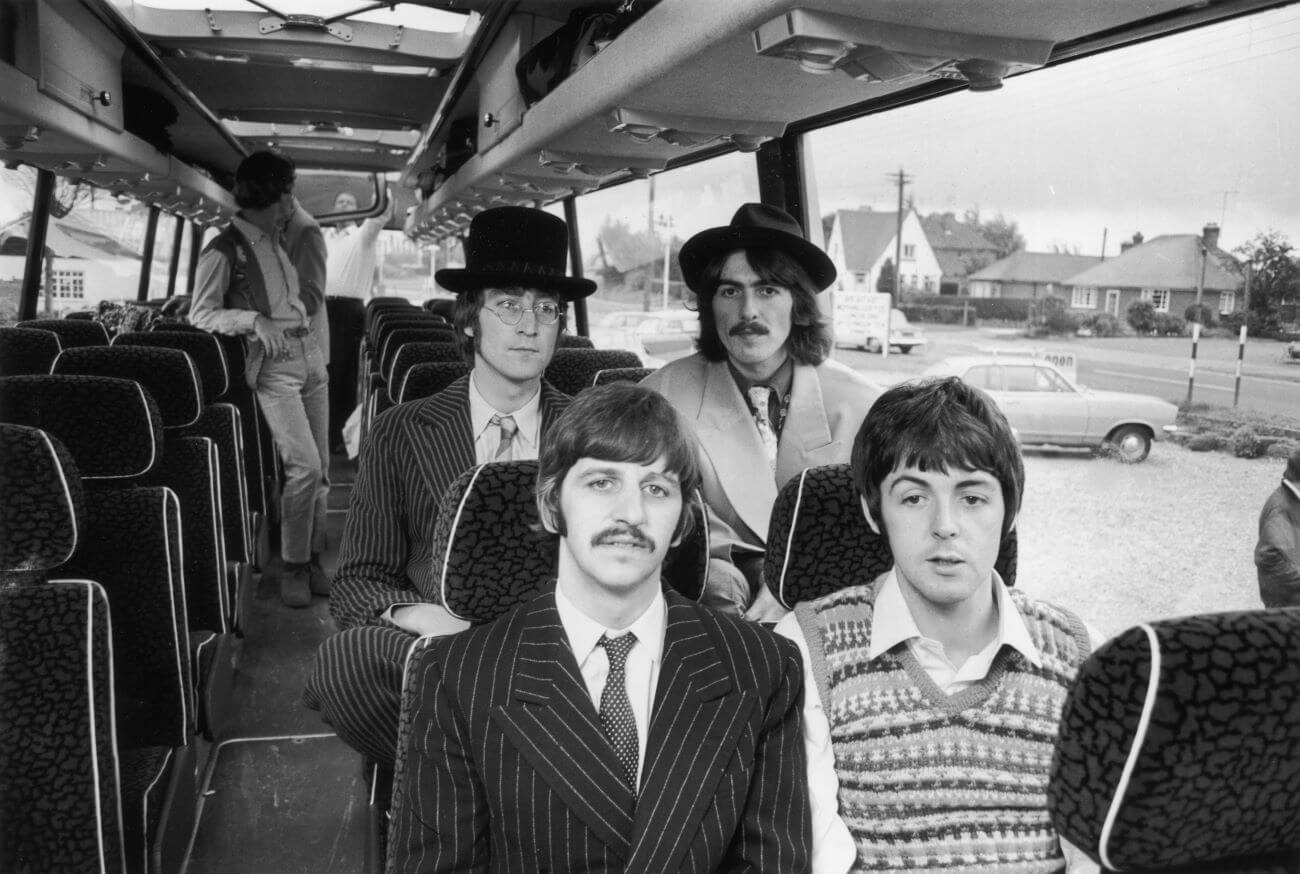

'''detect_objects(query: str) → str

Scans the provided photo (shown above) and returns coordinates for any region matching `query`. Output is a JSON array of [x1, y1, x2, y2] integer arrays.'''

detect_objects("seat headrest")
[[545, 348, 644, 396], [764, 464, 1018, 609], [17, 318, 109, 348], [592, 366, 655, 387], [0, 375, 163, 479], [0, 326, 63, 376], [53, 345, 202, 428], [434, 461, 706, 623], [399, 361, 470, 404], [389, 342, 463, 404], [0, 424, 84, 572], [1049, 608, 1300, 872], [115, 330, 228, 401], [557, 334, 594, 349]]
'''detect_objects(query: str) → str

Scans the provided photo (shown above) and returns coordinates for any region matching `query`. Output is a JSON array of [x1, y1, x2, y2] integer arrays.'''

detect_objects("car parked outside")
[[836, 308, 927, 354], [588, 308, 698, 366], [923, 355, 1178, 462]]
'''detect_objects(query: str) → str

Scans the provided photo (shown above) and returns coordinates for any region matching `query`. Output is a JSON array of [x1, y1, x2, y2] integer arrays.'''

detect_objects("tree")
[[877, 258, 897, 296], [963, 207, 1026, 259], [1234, 230, 1300, 338]]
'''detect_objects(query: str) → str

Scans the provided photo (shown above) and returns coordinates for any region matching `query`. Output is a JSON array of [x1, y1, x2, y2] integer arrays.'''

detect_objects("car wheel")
[[864, 337, 882, 354], [896, 344, 913, 354], [1103, 425, 1152, 463]]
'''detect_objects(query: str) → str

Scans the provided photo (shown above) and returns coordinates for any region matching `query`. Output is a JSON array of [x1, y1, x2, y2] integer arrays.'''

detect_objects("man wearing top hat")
[[305, 206, 595, 766], [642, 203, 880, 622]]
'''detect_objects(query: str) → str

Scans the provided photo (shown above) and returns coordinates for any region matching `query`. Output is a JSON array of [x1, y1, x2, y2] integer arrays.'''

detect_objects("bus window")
[[0, 165, 34, 325], [575, 151, 758, 362]]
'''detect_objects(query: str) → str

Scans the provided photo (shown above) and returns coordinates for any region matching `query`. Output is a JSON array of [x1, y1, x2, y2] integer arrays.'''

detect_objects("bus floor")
[[183, 451, 367, 874]]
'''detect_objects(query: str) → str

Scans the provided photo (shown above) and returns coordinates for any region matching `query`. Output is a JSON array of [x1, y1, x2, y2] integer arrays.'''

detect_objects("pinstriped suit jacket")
[[330, 377, 571, 629], [388, 589, 811, 874]]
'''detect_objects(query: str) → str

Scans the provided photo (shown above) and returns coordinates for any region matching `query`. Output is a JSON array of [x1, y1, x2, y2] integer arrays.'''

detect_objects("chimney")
[[1202, 223, 1220, 251]]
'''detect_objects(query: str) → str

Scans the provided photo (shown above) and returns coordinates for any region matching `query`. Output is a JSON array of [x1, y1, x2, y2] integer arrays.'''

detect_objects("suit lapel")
[[490, 592, 637, 861], [775, 362, 839, 483], [696, 360, 777, 539], [410, 376, 475, 498], [626, 595, 756, 873]]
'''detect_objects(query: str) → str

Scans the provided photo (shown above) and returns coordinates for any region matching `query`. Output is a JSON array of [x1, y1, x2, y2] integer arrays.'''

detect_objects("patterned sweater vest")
[[795, 583, 1090, 874]]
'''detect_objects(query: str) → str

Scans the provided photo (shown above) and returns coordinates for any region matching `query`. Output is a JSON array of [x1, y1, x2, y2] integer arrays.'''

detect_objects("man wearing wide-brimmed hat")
[[306, 206, 594, 766], [642, 203, 880, 621]]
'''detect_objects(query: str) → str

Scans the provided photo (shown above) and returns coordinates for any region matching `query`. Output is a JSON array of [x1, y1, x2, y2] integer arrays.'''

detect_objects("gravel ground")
[[1011, 442, 1284, 641]]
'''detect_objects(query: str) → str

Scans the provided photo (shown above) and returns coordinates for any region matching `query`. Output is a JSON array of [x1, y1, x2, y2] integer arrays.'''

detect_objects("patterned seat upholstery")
[[364, 297, 413, 330], [421, 298, 454, 320], [544, 348, 643, 396], [763, 463, 1018, 609], [377, 326, 458, 380], [370, 311, 444, 347], [387, 341, 462, 404], [18, 317, 110, 348], [0, 325, 62, 375], [592, 366, 656, 387], [53, 346, 203, 428], [397, 361, 471, 404], [116, 330, 229, 401], [1048, 608, 1300, 873], [432, 461, 707, 624], [0, 423, 85, 578], [557, 333, 594, 349]]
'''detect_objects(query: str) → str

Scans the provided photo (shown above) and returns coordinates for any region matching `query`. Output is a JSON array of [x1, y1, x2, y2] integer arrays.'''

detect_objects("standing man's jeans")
[[255, 330, 330, 563]]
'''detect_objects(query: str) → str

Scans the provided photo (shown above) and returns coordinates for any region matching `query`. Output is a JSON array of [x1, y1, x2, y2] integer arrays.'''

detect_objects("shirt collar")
[[467, 371, 541, 449], [868, 569, 1042, 668], [232, 215, 271, 244], [1284, 478, 1300, 502], [727, 353, 794, 401], [555, 583, 667, 667]]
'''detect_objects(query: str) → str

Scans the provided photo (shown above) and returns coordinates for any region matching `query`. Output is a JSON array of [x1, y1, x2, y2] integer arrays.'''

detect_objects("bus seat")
[[376, 325, 457, 377], [763, 463, 1019, 610], [0, 325, 62, 375], [368, 311, 442, 349], [592, 366, 655, 387], [363, 297, 412, 330], [327, 295, 366, 450], [557, 333, 594, 349], [543, 348, 643, 396], [431, 460, 707, 626], [1048, 608, 1300, 873], [117, 330, 229, 401], [386, 341, 461, 405], [421, 298, 454, 320], [395, 360, 470, 405], [18, 317, 110, 348]]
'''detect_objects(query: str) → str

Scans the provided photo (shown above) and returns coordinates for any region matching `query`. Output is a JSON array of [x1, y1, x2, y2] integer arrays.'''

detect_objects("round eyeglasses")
[[484, 299, 563, 326]]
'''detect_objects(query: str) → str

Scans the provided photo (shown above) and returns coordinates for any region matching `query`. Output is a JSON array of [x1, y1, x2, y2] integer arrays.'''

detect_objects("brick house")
[[919, 213, 1000, 295], [968, 251, 1102, 300]]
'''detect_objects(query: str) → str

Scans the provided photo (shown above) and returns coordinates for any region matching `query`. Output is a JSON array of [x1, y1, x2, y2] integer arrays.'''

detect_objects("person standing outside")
[[1256, 448, 1300, 607], [191, 150, 330, 608], [325, 190, 392, 300], [642, 203, 879, 620]]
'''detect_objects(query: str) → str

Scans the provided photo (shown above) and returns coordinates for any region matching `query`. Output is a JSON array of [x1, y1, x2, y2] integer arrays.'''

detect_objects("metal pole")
[[893, 167, 904, 307], [1184, 321, 1200, 408], [186, 222, 204, 294], [137, 205, 161, 302], [1234, 263, 1252, 407], [18, 169, 56, 322], [165, 214, 184, 298], [562, 196, 588, 337]]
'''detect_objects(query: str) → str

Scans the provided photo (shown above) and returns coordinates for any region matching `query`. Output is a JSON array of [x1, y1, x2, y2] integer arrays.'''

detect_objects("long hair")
[[536, 383, 701, 540], [693, 248, 832, 366], [234, 151, 295, 210], [851, 376, 1024, 537]]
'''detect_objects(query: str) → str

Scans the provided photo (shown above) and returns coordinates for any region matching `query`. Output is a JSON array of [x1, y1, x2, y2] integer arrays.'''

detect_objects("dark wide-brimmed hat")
[[678, 203, 836, 293], [435, 206, 596, 301]]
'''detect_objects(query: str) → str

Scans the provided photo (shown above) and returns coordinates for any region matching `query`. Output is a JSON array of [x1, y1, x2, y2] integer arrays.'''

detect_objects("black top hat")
[[678, 203, 836, 293], [435, 206, 597, 301]]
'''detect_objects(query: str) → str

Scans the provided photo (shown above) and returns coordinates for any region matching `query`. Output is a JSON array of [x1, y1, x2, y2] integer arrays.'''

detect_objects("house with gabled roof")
[[1062, 224, 1242, 319], [920, 213, 1000, 295], [0, 210, 144, 316], [968, 251, 1103, 301], [825, 208, 942, 297]]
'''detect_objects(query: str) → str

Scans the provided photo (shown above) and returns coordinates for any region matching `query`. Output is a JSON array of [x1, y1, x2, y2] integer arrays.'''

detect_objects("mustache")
[[729, 322, 770, 337], [592, 525, 655, 552]]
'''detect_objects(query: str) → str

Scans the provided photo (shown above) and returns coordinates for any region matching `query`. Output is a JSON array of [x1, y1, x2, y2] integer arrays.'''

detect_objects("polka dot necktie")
[[490, 414, 517, 461], [598, 633, 638, 793], [747, 385, 778, 471]]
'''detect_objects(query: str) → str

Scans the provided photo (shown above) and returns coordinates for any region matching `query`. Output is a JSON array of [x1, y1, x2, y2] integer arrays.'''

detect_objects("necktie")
[[490, 414, 517, 461], [747, 385, 778, 471], [598, 633, 639, 792]]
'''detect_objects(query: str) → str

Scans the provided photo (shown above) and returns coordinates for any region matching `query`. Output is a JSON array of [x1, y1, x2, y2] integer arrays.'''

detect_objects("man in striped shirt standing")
[[305, 207, 593, 766]]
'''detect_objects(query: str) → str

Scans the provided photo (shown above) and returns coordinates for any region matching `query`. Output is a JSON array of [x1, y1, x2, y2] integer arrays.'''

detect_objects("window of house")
[[902, 243, 915, 259], [1071, 287, 1097, 308], [854, 271, 866, 284], [52, 270, 85, 300], [1219, 291, 1235, 315], [1142, 288, 1171, 312]]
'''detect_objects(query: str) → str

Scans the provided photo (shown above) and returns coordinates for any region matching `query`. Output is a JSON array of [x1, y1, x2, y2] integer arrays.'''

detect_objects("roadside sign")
[[833, 290, 892, 354]]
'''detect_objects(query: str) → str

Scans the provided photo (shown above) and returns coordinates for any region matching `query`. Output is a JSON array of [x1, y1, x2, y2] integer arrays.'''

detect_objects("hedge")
[[897, 294, 1032, 322]]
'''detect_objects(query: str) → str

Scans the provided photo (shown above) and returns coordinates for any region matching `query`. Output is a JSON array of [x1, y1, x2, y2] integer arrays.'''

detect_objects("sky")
[[4, 3, 1298, 259]]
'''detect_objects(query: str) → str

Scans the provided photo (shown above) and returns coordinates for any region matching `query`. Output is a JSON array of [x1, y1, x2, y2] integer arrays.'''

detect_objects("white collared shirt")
[[554, 583, 667, 789], [774, 570, 1098, 874], [1284, 477, 1300, 502], [467, 372, 542, 464]]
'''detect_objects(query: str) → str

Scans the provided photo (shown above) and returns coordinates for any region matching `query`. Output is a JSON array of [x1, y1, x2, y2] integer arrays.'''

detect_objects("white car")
[[924, 356, 1178, 462], [845, 308, 927, 354], [589, 309, 698, 366]]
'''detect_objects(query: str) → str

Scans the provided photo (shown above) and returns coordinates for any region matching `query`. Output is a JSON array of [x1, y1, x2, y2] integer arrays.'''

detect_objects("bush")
[[1153, 313, 1187, 336], [1184, 303, 1216, 328], [898, 294, 1032, 322], [1267, 441, 1300, 459], [1219, 311, 1246, 333], [1187, 433, 1223, 452], [1229, 426, 1266, 459], [1080, 312, 1122, 337], [1127, 300, 1157, 334]]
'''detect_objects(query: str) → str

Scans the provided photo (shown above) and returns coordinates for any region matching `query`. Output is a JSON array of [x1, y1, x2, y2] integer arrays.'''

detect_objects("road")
[[836, 326, 1300, 421]]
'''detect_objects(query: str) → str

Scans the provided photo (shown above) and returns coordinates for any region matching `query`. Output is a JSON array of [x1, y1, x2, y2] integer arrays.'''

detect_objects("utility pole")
[[1186, 243, 1209, 408], [656, 214, 673, 310], [1099, 227, 1108, 262], [1234, 262, 1252, 407], [886, 167, 911, 306]]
